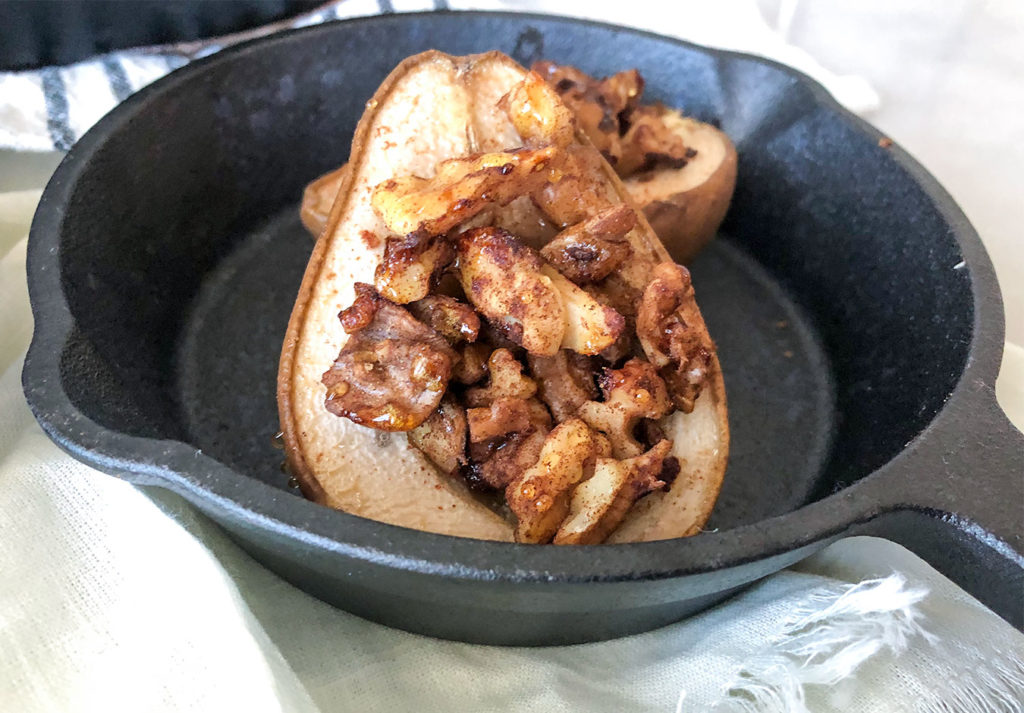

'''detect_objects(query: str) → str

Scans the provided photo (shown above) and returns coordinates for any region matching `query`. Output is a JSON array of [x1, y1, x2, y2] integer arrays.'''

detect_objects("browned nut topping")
[[456, 227, 567, 356], [527, 350, 598, 423], [576, 358, 671, 458], [464, 397, 552, 490], [554, 439, 672, 545], [500, 70, 576, 148], [636, 262, 714, 412], [532, 62, 691, 179], [371, 147, 558, 236], [452, 342, 491, 385], [374, 233, 455, 304], [465, 348, 537, 407], [540, 205, 635, 283], [323, 284, 456, 431], [532, 62, 643, 167], [408, 294, 480, 344], [531, 145, 616, 227], [505, 418, 602, 543], [338, 283, 381, 333], [616, 105, 691, 177], [542, 266, 626, 355], [408, 397, 467, 475], [466, 425, 548, 491], [467, 397, 532, 443]]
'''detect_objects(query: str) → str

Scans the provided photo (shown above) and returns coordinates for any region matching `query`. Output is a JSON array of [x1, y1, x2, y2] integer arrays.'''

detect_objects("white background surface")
[[758, 0, 1024, 343]]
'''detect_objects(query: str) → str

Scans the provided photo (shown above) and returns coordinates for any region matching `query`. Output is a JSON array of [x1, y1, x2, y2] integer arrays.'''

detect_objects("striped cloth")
[[0, 0, 879, 153], [0, 0, 450, 151]]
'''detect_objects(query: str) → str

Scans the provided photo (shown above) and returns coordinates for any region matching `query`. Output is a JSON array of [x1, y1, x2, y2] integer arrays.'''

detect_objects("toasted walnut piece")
[[528, 351, 599, 423], [456, 227, 566, 356], [636, 262, 715, 412], [466, 426, 548, 491], [617, 105, 691, 177], [467, 397, 533, 443], [531, 145, 616, 227], [338, 283, 380, 333], [533, 62, 691, 179], [371, 147, 558, 237], [500, 70, 576, 148], [464, 397, 552, 490], [505, 418, 602, 544], [541, 265, 625, 355], [576, 358, 672, 459], [532, 62, 644, 167], [408, 398, 467, 475], [554, 440, 672, 545], [540, 205, 635, 283], [374, 233, 455, 304], [408, 294, 480, 345], [453, 342, 490, 385], [465, 348, 537, 407], [323, 284, 455, 431]]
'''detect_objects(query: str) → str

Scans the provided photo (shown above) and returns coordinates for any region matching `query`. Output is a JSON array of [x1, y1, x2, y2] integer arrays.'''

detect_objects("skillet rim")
[[21, 10, 1006, 583]]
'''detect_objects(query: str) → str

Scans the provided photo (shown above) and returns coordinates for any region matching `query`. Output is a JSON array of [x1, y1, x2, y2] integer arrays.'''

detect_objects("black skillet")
[[23, 12, 1024, 645]]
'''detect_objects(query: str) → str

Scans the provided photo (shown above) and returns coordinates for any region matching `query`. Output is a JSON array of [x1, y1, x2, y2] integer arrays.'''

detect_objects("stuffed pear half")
[[278, 51, 729, 544]]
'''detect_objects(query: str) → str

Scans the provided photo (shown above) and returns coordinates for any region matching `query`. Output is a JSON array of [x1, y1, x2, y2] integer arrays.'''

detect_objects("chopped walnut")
[[505, 418, 603, 543], [467, 397, 532, 443], [464, 398, 551, 490], [532, 62, 643, 167], [375, 233, 455, 304], [408, 397, 467, 475], [554, 440, 672, 545], [371, 147, 557, 237], [576, 358, 671, 458], [616, 105, 691, 177], [465, 348, 537, 407], [527, 350, 598, 422], [532, 61, 691, 179], [452, 342, 490, 385], [636, 262, 714, 412], [408, 294, 480, 344], [466, 426, 547, 491], [456, 227, 566, 356], [531, 145, 617, 227], [500, 70, 575, 148], [323, 284, 455, 430], [540, 205, 635, 283], [542, 265, 626, 355]]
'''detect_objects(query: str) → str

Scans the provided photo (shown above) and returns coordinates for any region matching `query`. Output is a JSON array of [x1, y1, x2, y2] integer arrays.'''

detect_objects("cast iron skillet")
[[23, 12, 1023, 645]]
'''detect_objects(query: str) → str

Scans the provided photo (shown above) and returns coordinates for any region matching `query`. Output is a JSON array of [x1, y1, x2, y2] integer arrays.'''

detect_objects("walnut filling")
[[320, 69, 715, 543], [531, 61, 694, 178]]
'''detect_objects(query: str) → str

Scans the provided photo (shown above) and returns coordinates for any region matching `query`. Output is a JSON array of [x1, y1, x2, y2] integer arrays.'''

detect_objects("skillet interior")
[[55, 14, 970, 518], [27, 13, 985, 642]]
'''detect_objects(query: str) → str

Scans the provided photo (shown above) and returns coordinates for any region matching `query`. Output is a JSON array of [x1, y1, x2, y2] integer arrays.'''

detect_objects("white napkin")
[[3, 2, 1024, 711], [0, 0, 880, 152]]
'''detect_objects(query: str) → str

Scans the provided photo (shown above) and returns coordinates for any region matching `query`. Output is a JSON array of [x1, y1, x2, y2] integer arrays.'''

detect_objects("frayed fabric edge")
[[701, 575, 932, 713]]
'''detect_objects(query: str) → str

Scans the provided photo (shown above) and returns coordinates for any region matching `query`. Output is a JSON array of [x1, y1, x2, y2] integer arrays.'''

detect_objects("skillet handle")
[[858, 382, 1024, 628]]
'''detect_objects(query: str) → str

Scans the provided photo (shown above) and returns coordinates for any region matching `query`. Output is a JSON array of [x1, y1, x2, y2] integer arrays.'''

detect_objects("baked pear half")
[[300, 61, 737, 264], [278, 51, 729, 544]]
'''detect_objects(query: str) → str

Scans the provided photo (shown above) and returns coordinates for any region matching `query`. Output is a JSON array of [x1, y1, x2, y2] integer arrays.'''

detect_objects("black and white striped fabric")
[[0, 0, 452, 151], [0, 0, 874, 152]]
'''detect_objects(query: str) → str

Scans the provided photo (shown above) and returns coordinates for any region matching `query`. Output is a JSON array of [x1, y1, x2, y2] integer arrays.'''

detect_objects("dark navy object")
[[0, 0, 323, 71], [22, 12, 1023, 645]]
